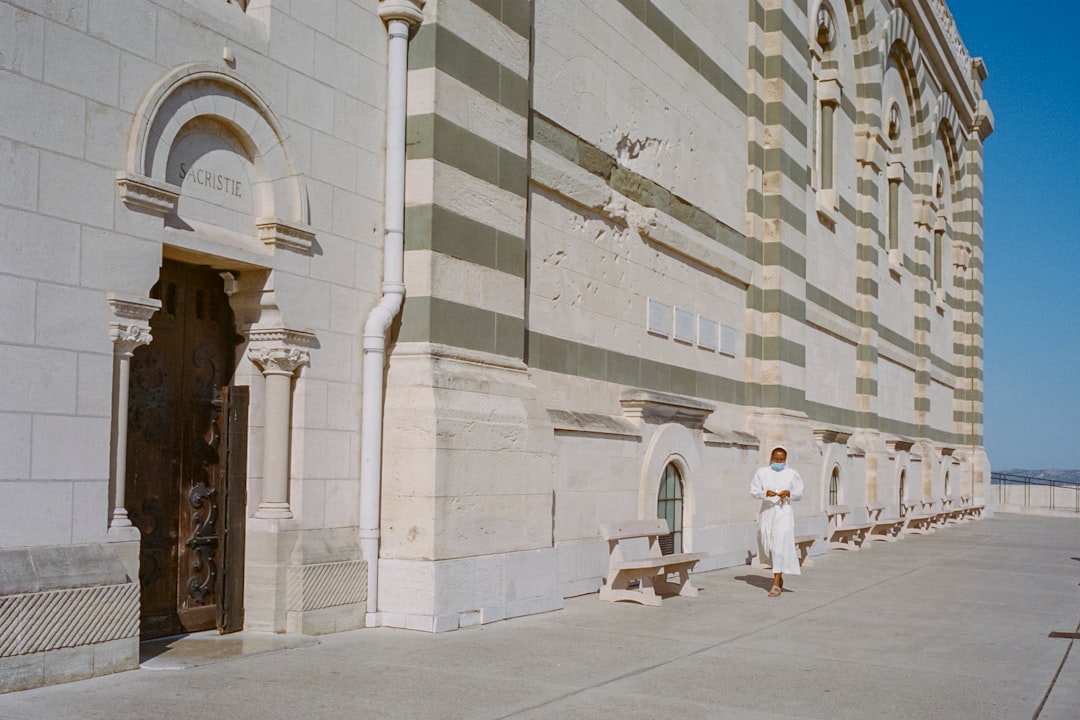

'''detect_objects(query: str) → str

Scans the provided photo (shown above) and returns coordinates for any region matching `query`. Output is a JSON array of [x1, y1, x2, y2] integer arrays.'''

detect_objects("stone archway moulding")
[[637, 423, 700, 548], [116, 63, 314, 253]]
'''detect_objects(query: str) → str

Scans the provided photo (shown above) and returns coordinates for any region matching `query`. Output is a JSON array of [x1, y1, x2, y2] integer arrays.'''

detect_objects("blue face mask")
[[771, 462, 785, 471]]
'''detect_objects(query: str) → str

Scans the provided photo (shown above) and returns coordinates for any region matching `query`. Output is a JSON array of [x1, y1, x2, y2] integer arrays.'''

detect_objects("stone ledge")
[[619, 389, 714, 428], [548, 409, 641, 438]]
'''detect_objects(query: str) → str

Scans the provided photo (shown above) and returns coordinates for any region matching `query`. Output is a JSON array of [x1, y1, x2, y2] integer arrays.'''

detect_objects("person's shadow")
[[734, 574, 782, 592]]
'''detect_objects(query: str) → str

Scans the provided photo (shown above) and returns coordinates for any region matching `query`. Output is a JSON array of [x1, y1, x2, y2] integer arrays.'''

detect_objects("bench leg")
[[654, 568, 699, 598], [599, 572, 663, 606]]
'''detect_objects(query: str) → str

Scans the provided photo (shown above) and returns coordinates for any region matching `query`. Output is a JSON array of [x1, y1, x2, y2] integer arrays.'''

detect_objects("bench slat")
[[600, 519, 670, 540], [616, 552, 707, 571]]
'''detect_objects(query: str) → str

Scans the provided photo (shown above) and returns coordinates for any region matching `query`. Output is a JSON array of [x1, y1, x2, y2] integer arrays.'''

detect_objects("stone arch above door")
[[116, 63, 314, 254]]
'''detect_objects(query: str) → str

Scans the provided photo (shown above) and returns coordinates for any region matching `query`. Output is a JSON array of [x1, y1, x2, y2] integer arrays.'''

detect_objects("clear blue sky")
[[946, 1, 1080, 470]]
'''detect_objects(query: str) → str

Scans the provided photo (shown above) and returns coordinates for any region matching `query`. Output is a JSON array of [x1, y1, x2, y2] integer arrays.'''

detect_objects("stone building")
[[0, 0, 992, 691]]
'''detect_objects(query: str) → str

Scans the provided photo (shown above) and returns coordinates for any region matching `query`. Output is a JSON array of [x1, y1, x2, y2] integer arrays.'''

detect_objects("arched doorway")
[[657, 462, 684, 555], [126, 259, 247, 638]]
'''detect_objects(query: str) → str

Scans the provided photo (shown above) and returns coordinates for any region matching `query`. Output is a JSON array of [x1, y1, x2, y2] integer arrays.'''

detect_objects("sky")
[[944, 1, 1080, 471]]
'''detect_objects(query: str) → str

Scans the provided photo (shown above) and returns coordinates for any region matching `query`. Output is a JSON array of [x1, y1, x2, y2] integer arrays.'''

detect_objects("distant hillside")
[[999, 469, 1080, 484]]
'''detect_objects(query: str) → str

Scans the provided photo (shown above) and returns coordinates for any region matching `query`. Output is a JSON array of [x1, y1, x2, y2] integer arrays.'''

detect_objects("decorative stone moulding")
[[619, 389, 714, 429], [378, 0, 426, 25], [115, 172, 180, 216], [886, 437, 916, 455], [813, 427, 853, 446], [854, 126, 886, 171], [702, 427, 759, 449], [935, 286, 948, 310], [247, 345, 310, 375], [246, 327, 317, 375], [247, 326, 318, 348], [256, 217, 316, 254], [547, 409, 641, 438], [952, 241, 972, 270], [929, 0, 973, 84], [973, 98, 994, 140], [107, 292, 161, 353]]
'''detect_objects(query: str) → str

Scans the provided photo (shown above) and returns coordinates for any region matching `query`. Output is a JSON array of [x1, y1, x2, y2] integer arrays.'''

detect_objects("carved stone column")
[[247, 329, 314, 519], [107, 293, 160, 536]]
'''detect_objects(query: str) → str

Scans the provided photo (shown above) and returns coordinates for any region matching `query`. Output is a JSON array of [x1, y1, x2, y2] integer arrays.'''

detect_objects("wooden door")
[[127, 260, 245, 638]]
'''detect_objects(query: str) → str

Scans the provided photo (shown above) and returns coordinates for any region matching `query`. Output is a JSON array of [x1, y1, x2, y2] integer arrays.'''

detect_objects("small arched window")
[[899, 470, 907, 517], [829, 466, 839, 506], [657, 463, 684, 555], [934, 169, 947, 287], [944, 471, 951, 497], [887, 103, 903, 253]]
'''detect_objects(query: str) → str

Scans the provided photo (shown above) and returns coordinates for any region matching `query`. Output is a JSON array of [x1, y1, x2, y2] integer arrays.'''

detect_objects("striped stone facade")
[[0, 0, 990, 690]]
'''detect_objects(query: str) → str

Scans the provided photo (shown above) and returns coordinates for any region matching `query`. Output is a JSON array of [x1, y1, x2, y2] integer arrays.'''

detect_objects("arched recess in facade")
[[638, 424, 699, 550], [115, 61, 317, 346], [120, 63, 310, 232]]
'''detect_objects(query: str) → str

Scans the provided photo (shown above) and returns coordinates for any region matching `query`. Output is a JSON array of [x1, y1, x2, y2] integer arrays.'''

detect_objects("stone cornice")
[[115, 172, 180, 216], [886, 437, 916, 454], [247, 327, 318, 348], [256, 217, 316, 254], [813, 427, 853, 446], [619, 389, 714, 428]]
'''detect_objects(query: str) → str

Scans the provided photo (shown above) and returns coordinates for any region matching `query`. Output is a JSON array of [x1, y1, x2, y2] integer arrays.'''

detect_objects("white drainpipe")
[[361, 1, 424, 625]]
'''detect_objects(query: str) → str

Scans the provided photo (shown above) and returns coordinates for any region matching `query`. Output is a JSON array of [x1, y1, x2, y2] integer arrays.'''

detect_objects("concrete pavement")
[[1, 512, 1077, 719]]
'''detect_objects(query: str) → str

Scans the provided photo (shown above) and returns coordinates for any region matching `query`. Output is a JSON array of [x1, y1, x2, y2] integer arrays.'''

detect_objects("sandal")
[[768, 584, 782, 597]]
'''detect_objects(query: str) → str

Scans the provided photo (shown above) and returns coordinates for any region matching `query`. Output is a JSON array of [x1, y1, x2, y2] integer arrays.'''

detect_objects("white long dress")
[[750, 465, 805, 575]]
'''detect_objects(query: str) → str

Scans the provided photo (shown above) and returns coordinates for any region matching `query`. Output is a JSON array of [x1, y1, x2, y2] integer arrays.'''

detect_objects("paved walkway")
[[1, 513, 1077, 719]]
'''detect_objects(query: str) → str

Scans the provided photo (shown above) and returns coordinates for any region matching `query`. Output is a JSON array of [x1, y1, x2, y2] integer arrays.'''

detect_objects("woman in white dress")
[[750, 446, 804, 597]]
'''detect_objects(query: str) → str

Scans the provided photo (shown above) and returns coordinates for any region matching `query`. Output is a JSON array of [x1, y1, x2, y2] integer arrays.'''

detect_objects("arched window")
[[829, 466, 839, 506], [887, 103, 903, 253], [657, 463, 684, 555], [944, 471, 951, 497], [814, 4, 838, 194], [934, 170, 946, 287], [898, 470, 907, 516]]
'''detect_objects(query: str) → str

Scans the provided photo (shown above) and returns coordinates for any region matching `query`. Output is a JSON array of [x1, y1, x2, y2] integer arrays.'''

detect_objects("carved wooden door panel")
[[128, 260, 242, 638]]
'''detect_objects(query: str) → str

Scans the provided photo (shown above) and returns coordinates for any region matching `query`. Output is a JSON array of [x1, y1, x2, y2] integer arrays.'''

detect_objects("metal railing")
[[991, 472, 1080, 513]]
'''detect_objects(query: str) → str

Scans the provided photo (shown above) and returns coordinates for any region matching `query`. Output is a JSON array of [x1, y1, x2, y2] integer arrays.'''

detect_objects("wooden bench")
[[960, 494, 986, 519], [826, 505, 873, 551], [865, 502, 905, 542], [598, 519, 707, 606], [900, 501, 935, 535]]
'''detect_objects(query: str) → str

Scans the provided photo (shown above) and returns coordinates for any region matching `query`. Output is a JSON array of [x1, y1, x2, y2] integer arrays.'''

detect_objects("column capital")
[[247, 327, 316, 376], [107, 292, 160, 355], [248, 345, 310, 376], [378, 0, 425, 27]]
